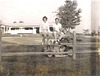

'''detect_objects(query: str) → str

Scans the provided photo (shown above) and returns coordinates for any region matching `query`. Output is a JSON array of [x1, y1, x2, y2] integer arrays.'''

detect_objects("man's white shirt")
[[53, 23, 62, 32]]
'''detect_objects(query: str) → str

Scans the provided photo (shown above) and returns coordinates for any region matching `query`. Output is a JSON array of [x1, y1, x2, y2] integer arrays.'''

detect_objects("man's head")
[[42, 16, 48, 23], [55, 18, 59, 24]]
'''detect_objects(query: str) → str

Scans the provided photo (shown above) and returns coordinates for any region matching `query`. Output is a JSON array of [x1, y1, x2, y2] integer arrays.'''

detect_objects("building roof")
[[2, 23, 53, 27], [3, 23, 39, 27]]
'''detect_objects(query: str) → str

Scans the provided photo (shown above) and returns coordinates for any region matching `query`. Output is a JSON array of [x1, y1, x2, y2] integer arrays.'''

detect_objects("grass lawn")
[[0, 34, 100, 76]]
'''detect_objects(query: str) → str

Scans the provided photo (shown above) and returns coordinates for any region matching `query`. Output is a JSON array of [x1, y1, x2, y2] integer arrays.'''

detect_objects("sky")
[[0, 0, 65, 24], [0, 0, 99, 33]]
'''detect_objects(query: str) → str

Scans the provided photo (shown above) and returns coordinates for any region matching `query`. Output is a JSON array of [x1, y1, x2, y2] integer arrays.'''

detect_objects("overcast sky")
[[0, 0, 99, 33], [0, 0, 65, 24], [0, 0, 91, 23]]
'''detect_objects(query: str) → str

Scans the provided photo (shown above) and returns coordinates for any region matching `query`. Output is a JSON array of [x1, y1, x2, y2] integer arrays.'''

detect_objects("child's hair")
[[42, 16, 48, 21], [55, 18, 59, 21]]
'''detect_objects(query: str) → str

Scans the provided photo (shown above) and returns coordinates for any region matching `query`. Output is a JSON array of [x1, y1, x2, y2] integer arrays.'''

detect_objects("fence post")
[[73, 31, 76, 60], [0, 24, 2, 62]]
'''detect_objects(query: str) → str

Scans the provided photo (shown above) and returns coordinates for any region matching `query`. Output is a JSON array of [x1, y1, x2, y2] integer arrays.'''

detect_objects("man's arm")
[[53, 24, 56, 32], [59, 24, 62, 32], [47, 23, 50, 32]]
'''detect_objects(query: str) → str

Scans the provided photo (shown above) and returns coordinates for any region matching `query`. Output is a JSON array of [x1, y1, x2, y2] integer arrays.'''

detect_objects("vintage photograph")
[[0, 0, 100, 76]]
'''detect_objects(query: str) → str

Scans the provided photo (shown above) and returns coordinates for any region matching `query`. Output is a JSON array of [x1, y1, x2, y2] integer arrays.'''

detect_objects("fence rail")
[[2, 52, 72, 56], [2, 50, 100, 57], [0, 31, 77, 62]]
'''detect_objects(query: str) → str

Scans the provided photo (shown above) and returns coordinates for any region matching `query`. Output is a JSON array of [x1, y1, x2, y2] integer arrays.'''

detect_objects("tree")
[[13, 21, 17, 23], [19, 21, 24, 23], [83, 29, 89, 35], [57, 0, 82, 31]]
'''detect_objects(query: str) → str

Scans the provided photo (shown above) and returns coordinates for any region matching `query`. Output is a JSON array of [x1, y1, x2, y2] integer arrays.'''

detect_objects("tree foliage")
[[13, 21, 17, 23], [57, 0, 82, 30], [19, 21, 24, 23]]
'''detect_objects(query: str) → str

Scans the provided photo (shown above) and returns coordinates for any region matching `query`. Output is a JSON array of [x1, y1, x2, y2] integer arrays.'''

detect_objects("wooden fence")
[[0, 29, 77, 62]]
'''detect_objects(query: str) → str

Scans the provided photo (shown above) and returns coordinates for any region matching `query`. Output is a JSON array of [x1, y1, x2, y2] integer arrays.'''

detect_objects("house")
[[1, 23, 38, 34], [1, 23, 53, 34]]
